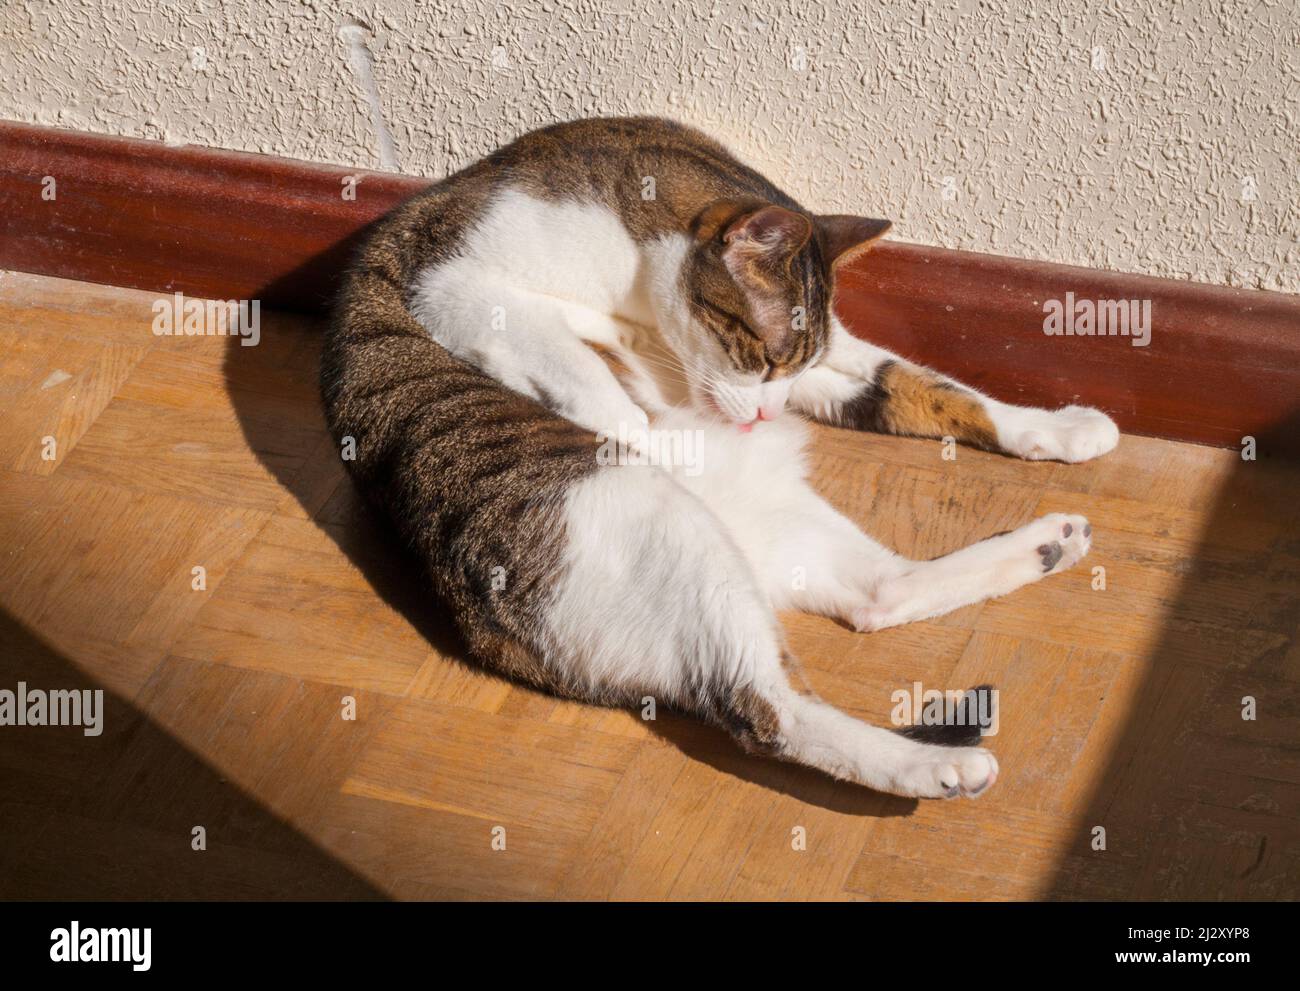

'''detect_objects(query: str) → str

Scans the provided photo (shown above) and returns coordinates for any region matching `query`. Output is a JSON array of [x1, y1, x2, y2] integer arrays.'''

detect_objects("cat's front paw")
[[568, 394, 650, 440], [1000, 405, 1119, 463]]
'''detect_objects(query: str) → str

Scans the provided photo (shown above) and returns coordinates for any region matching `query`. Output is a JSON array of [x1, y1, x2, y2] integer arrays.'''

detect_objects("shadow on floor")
[[1045, 413, 1300, 899], [0, 610, 385, 900]]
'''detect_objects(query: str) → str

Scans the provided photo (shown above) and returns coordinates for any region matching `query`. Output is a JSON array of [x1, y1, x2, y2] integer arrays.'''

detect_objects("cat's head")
[[675, 200, 890, 427]]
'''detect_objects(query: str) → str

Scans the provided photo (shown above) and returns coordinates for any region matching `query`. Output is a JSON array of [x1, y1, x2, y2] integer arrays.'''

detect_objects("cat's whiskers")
[[616, 348, 738, 422], [624, 347, 696, 383]]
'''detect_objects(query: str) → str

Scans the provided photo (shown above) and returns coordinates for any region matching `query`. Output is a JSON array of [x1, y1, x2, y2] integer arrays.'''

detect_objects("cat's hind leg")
[[851, 513, 1092, 632], [756, 488, 1091, 632], [731, 673, 999, 799], [759, 492, 909, 623]]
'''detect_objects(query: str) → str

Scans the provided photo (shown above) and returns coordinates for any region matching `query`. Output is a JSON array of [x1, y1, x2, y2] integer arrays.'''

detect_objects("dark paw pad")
[[1038, 541, 1063, 572], [965, 776, 993, 797]]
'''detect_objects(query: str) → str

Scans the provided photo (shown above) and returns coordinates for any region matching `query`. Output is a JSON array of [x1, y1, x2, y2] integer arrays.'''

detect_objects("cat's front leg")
[[413, 281, 649, 439], [563, 385, 650, 439], [461, 341, 644, 436], [791, 321, 1119, 463], [985, 401, 1119, 463]]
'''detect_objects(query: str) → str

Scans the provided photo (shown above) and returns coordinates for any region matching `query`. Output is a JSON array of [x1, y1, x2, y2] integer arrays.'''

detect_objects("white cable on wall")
[[338, 19, 400, 172]]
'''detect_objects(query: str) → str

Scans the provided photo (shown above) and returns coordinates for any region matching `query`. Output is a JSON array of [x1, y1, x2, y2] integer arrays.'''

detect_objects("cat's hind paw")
[[1029, 513, 1092, 574], [894, 745, 999, 799]]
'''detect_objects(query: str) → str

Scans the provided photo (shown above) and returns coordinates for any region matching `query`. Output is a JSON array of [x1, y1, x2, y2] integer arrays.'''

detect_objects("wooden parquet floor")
[[1, 271, 1297, 900]]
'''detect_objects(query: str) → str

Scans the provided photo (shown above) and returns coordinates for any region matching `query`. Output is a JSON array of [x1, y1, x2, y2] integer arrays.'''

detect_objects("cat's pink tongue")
[[737, 421, 755, 434]]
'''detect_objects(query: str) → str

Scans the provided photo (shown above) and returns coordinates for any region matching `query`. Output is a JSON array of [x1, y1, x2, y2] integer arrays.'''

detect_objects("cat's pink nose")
[[758, 403, 782, 421]]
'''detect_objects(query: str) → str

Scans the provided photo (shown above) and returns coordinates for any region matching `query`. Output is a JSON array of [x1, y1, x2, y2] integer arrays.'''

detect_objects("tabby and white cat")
[[322, 117, 1118, 799]]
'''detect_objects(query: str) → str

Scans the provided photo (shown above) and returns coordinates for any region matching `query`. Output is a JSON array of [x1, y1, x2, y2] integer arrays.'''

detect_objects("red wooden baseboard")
[[2, 120, 1297, 453]]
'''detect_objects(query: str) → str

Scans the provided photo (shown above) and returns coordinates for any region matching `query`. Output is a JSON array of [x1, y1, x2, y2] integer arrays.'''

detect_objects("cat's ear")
[[692, 200, 811, 262], [816, 214, 892, 269], [721, 205, 812, 259]]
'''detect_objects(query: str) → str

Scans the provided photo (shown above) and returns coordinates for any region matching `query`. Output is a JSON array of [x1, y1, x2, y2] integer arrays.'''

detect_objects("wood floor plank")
[[170, 516, 431, 696], [0, 471, 269, 695], [0, 330, 147, 474], [554, 738, 689, 899]]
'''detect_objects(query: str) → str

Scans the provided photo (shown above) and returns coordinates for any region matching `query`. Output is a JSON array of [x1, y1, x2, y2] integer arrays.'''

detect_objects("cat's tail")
[[895, 684, 997, 748]]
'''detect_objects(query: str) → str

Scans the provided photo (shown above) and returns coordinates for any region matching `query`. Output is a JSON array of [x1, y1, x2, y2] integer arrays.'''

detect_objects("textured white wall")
[[4, 0, 1297, 291]]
